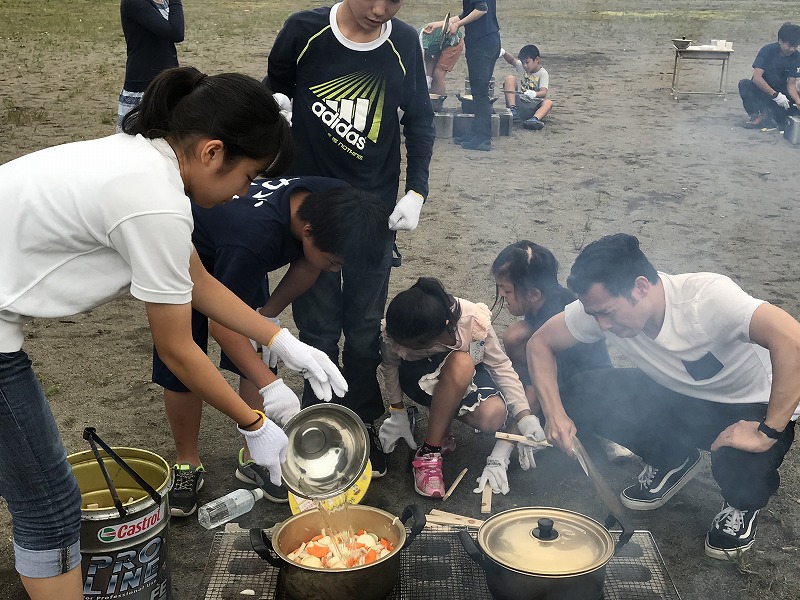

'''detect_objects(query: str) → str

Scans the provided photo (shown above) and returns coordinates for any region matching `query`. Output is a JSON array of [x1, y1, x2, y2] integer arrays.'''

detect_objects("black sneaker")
[[523, 117, 545, 130], [367, 425, 388, 478], [620, 450, 702, 510], [705, 502, 759, 559], [169, 463, 204, 517], [462, 137, 491, 151], [235, 448, 289, 503]]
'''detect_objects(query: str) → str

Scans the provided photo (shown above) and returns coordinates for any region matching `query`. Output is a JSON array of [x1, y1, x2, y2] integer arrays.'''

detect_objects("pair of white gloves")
[[271, 93, 425, 232], [241, 319, 348, 485], [474, 415, 545, 495]]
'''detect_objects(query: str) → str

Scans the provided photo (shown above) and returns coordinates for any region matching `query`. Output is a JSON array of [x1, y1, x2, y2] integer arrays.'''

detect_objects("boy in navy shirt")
[[739, 22, 800, 128], [153, 177, 389, 516]]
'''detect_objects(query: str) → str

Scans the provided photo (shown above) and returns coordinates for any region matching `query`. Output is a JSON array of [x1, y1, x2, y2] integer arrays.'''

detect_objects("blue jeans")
[[0, 351, 82, 577], [465, 33, 501, 140], [292, 239, 393, 423]]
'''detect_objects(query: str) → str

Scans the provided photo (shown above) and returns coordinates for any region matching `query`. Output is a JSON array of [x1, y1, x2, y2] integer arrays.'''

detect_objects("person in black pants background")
[[428, 1, 500, 151]]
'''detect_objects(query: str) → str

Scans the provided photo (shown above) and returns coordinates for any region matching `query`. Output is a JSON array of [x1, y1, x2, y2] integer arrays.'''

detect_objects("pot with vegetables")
[[250, 504, 425, 600]]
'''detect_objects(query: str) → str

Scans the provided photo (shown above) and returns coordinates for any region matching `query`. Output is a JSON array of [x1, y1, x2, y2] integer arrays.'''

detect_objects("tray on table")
[[197, 525, 681, 600]]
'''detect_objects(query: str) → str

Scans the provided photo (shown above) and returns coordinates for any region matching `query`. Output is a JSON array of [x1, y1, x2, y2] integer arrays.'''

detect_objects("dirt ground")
[[1, 0, 800, 598]]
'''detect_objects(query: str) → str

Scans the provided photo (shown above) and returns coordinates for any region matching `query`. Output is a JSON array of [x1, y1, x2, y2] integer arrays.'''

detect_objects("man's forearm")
[[528, 338, 567, 419]]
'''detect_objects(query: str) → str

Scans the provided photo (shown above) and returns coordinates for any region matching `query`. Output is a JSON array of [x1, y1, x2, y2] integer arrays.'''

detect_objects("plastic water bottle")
[[197, 488, 265, 529]]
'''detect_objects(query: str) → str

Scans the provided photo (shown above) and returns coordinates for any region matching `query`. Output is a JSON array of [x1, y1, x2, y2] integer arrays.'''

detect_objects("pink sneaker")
[[412, 451, 445, 498], [440, 428, 456, 456]]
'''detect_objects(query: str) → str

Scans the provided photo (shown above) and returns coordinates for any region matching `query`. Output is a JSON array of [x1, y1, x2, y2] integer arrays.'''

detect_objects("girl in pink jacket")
[[378, 277, 545, 498]]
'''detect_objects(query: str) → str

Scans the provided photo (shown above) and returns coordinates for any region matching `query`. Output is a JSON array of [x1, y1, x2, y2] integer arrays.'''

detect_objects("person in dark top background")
[[426, 1, 500, 151], [266, 0, 434, 478], [738, 21, 800, 129], [117, 0, 184, 131]]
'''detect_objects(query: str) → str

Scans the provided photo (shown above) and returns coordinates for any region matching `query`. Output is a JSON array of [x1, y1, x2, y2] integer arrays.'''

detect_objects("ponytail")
[[491, 241, 559, 309], [122, 66, 293, 177], [386, 277, 461, 348]]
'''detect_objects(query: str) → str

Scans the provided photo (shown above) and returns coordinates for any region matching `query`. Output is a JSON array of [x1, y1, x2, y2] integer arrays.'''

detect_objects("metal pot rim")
[[270, 505, 406, 572], [476, 506, 614, 577]]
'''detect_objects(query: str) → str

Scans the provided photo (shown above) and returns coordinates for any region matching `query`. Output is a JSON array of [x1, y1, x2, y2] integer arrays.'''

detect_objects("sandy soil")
[[1, 1, 799, 598]]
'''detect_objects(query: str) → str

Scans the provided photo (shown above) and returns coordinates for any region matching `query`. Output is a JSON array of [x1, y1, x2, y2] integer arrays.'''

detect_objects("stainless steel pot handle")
[[250, 527, 284, 568], [399, 504, 426, 549]]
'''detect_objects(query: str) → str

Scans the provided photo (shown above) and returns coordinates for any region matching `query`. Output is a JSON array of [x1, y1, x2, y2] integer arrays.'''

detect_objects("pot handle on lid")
[[249, 528, 285, 568], [399, 504, 426, 549], [456, 530, 486, 567]]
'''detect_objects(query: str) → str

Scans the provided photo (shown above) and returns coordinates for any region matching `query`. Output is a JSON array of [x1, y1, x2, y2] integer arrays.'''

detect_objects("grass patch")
[[0, 98, 47, 127]]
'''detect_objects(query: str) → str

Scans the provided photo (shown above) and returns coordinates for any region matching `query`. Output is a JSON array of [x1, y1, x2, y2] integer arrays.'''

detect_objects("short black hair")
[[519, 45, 540, 61], [385, 277, 462, 348], [295, 186, 390, 269], [491, 240, 559, 302], [567, 234, 659, 298], [778, 22, 800, 46]]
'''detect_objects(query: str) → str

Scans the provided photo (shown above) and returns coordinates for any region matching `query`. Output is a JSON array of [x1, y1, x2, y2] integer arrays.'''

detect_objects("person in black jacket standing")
[[117, 0, 184, 131], [267, 0, 434, 478]]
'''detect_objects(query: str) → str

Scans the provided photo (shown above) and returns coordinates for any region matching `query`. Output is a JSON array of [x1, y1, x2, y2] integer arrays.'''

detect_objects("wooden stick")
[[480, 483, 492, 514], [429, 509, 484, 526], [426, 514, 484, 527], [442, 468, 468, 501], [494, 432, 552, 447]]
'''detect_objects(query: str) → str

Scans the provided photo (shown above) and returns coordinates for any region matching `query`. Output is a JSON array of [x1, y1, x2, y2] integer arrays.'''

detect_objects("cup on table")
[[716, 39, 726, 50]]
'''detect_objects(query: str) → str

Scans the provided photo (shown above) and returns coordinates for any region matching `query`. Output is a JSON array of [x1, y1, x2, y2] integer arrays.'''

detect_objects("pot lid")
[[477, 507, 614, 576]]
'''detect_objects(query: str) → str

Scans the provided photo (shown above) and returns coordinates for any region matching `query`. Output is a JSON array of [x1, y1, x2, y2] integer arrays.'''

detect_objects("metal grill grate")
[[197, 527, 681, 600]]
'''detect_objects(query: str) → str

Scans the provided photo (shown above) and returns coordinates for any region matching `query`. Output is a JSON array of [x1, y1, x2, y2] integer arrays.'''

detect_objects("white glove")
[[517, 414, 546, 471], [268, 329, 348, 402], [273, 92, 293, 126], [474, 440, 514, 495], [773, 92, 790, 109], [238, 415, 288, 486], [261, 315, 281, 369], [378, 407, 417, 452], [259, 378, 301, 427], [522, 89, 538, 101], [388, 191, 424, 231], [499, 47, 506, 59]]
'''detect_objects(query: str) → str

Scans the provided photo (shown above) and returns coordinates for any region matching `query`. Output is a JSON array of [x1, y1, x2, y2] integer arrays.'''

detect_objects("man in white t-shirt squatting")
[[528, 233, 800, 559]]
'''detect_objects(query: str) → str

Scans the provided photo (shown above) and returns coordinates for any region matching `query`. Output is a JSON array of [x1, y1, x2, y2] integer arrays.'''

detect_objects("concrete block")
[[451, 112, 511, 138], [433, 112, 453, 138]]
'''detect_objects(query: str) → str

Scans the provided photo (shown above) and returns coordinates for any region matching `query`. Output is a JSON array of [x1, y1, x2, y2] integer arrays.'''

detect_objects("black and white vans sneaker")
[[620, 450, 702, 510], [705, 502, 759, 559]]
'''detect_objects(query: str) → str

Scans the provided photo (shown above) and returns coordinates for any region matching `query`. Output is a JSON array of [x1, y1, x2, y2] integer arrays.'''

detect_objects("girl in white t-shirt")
[[0, 66, 346, 600]]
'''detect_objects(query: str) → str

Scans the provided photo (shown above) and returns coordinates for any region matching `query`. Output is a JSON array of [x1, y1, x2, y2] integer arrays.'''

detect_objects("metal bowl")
[[281, 404, 368, 500], [672, 38, 691, 49], [429, 93, 447, 111]]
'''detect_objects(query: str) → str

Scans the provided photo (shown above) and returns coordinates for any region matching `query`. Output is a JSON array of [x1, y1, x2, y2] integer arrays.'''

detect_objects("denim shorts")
[[0, 350, 82, 577]]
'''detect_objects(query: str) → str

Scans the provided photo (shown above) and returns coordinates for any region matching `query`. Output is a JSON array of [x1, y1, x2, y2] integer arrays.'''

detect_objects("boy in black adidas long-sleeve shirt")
[[266, 0, 434, 478]]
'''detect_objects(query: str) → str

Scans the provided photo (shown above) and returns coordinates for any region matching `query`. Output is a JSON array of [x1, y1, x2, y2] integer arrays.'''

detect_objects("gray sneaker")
[[235, 448, 289, 503], [169, 463, 205, 517]]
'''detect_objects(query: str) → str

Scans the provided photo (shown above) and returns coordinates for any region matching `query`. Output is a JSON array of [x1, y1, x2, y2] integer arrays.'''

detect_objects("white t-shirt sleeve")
[[537, 68, 549, 90], [694, 276, 765, 344], [514, 59, 525, 76], [108, 212, 195, 304], [564, 299, 606, 343]]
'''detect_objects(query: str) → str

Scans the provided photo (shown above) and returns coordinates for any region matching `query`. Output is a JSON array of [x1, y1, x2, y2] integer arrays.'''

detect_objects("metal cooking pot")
[[429, 93, 447, 111], [459, 507, 629, 600], [250, 504, 425, 600], [456, 92, 498, 114]]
